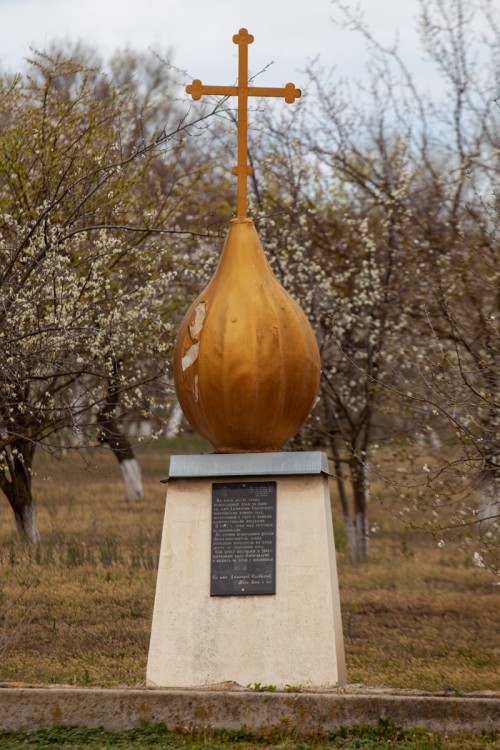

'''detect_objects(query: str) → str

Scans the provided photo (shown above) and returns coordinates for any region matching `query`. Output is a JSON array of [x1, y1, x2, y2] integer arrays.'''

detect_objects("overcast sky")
[[0, 0, 441, 95]]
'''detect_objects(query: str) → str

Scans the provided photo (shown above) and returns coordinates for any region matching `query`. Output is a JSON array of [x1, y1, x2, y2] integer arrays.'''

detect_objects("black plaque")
[[211, 481, 276, 596]]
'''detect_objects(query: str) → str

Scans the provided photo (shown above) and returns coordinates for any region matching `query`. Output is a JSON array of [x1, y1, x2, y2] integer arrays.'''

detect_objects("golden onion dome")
[[173, 218, 320, 452]]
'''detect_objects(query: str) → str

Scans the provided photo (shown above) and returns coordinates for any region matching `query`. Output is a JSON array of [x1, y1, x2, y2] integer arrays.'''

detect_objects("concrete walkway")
[[0, 685, 498, 736]]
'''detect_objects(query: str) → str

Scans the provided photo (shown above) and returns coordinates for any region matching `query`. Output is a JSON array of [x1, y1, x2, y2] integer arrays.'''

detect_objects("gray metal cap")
[[168, 451, 330, 478]]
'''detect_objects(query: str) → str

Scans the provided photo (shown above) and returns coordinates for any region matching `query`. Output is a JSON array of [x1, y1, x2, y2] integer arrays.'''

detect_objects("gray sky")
[[0, 0, 438, 94]]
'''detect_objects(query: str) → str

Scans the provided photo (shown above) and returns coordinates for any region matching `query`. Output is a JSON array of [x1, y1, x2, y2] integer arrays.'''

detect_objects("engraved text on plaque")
[[211, 481, 276, 596]]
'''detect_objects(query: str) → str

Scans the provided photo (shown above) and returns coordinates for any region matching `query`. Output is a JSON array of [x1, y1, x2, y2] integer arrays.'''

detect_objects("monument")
[[147, 29, 346, 689]]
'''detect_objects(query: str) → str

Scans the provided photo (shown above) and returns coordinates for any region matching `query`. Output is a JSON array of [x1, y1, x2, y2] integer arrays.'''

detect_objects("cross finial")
[[232, 28, 254, 46], [186, 29, 301, 220]]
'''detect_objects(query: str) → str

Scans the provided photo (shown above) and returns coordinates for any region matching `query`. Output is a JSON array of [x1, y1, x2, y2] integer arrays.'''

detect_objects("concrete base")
[[0, 686, 498, 736], [147, 461, 346, 689]]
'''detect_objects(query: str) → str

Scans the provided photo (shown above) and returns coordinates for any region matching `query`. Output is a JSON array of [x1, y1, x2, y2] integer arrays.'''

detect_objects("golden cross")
[[186, 28, 301, 220]]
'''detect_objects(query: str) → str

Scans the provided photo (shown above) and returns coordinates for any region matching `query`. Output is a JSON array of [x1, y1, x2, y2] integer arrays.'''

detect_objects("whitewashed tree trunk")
[[0, 440, 40, 544], [330, 435, 369, 564], [351, 458, 369, 564], [165, 401, 183, 438], [14, 503, 41, 545], [354, 509, 369, 564], [477, 475, 500, 536], [119, 457, 144, 502], [96, 370, 144, 504], [344, 517, 357, 564]]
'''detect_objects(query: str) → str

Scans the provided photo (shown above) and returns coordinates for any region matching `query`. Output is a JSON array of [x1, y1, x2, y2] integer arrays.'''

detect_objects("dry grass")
[[338, 538, 499, 691], [0, 438, 498, 691]]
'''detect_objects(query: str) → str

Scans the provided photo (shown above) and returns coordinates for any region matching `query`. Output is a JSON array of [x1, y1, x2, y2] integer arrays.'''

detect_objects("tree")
[[235, 0, 500, 565], [0, 47, 219, 542], [243, 87, 428, 564], [315, 0, 500, 566]]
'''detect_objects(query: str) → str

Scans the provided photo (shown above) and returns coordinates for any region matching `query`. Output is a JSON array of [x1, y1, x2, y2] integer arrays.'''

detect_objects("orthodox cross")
[[186, 28, 301, 220]]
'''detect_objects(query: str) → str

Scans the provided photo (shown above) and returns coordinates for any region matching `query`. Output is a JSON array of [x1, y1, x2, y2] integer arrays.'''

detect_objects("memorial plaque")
[[211, 481, 276, 596]]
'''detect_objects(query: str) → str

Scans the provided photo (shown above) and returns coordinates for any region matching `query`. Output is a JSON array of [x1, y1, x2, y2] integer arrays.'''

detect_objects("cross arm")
[[186, 80, 237, 100], [248, 83, 301, 104], [186, 80, 301, 104]]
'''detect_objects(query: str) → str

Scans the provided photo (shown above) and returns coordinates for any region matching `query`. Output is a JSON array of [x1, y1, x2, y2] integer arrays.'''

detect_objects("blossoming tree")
[[0, 48, 218, 542]]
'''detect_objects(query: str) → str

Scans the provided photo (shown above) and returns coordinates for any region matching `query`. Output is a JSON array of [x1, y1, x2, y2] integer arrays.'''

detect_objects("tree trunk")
[[97, 416, 144, 502], [350, 455, 369, 564], [477, 473, 499, 537], [96, 370, 144, 502], [329, 437, 358, 562], [0, 440, 40, 544], [119, 456, 143, 502], [165, 401, 183, 438]]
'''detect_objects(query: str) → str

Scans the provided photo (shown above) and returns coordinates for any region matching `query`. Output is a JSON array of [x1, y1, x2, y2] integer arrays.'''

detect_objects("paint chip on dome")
[[182, 342, 200, 371]]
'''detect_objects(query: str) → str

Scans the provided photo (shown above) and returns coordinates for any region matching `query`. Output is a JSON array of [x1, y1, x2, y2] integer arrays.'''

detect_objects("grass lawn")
[[0, 724, 499, 750], [0, 437, 498, 691]]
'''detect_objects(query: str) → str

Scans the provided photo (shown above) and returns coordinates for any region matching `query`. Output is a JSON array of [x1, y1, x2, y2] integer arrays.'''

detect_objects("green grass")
[[0, 723, 498, 750]]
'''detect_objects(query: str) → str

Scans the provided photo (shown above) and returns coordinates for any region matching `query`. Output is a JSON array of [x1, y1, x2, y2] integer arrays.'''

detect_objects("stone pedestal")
[[146, 452, 346, 689]]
